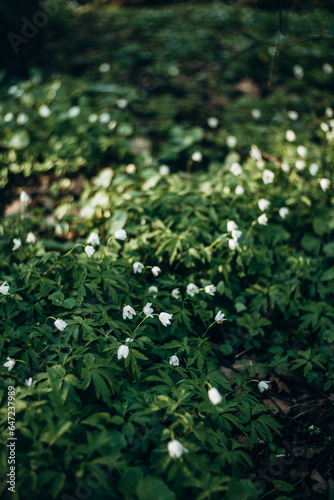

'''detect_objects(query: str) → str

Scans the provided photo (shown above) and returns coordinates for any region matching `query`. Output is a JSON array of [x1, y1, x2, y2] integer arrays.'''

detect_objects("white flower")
[[325, 107, 333, 118], [250, 145, 262, 160], [12, 238, 21, 251], [205, 285, 216, 296], [108, 120, 117, 130], [231, 229, 242, 241], [288, 110, 299, 121], [133, 261, 145, 274], [87, 232, 100, 246], [228, 239, 238, 250], [88, 113, 98, 123], [286, 130, 296, 142], [38, 105, 51, 118], [258, 380, 270, 393], [117, 98, 128, 109], [235, 185, 244, 195], [117, 345, 129, 360], [99, 112, 111, 123], [262, 170, 274, 184], [17, 113, 29, 125], [207, 116, 219, 128], [293, 65, 304, 79], [320, 178, 331, 192], [226, 135, 237, 148], [227, 220, 238, 232], [25, 377, 33, 387], [321, 122, 329, 132], [187, 283, 199, 297], [309, 163, 319, 176], [20, 191, 30, 203], [8, 85, 18, 95], [68, 106, 80, 118], [125, 337, 134, 343], [279, 207, 289, 219], [99, 62, 110, 73], [159, 165, 170, 176], [323, 63, 333, 74], [297, 145, 307, 157], [148, 285, 158, 296], [169, 355, 179, 367], [26, 232, 36, 244], [4, 112, 14, 122], [223, 186, 230, 194], [4, 357, 15, 371], [191, 151, 202, 162], [54, 318, 67, 331], [208, 387, 222, 405], [251, 109, 261, 119], [257, 160, 265, 170], [126, 163, 136, 174], [230, 162, 242, 176], [171, 288, 180, 299], [152, 266, 161, 277], [0, 281, 9, 295], [85, 245, 95, 258], [143, 302, 154, 318], [159, 312, 173, 327], [215, 311, 226, 324], [123, 305, 136, 320], [257, 214, 268, 226], [281, 162, 290, 173], [168, 439, 187, 458], [168, 65, 179, 76], [258, 199, 270, 211], [114, 228, 127, 241], [295, 160, 306, 171]]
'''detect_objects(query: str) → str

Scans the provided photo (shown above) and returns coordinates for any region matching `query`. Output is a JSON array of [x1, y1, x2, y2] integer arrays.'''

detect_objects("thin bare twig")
[[268, 0, 285, 88]]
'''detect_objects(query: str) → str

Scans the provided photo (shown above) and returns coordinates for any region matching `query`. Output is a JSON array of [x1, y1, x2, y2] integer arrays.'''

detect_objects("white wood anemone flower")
[[54, 318, 67, 331], [159, 312, 173, 327], [0, 281, 9, 295], [167, 440, 188, 458], [258, 380, 270, 393], [208, 387, 222, 405], [133, 262, 144, 274], [114, 228, 127, 241], [123, 305, 136, 320], [143, 303, 154, 318], [87, 232, 100, 246], [117, 345, 129, 360], [151, 266, 161, 277], [169, 355, 179, 367], [4, 358, 16, 371], [85, 245, 95, 258]]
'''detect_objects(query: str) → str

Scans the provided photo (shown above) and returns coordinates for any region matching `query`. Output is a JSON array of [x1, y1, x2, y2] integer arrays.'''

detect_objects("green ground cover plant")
[[1, 2, 334, 499]]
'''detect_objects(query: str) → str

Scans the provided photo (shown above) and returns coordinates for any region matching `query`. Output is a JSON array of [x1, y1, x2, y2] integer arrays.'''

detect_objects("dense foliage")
[[0, 2, 334, 499]]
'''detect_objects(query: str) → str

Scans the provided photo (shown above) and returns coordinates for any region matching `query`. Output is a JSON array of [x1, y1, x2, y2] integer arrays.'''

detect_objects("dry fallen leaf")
[[233, 78, 261, 98], [310, 469, 328, 493]]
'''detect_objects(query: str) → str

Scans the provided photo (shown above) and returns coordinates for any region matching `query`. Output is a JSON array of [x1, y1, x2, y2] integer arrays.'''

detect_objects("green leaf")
[[63, 298, 76, 309], [137, 477, 176, 500], [273, 480, 295, 492], [7, 129, 30, 149]]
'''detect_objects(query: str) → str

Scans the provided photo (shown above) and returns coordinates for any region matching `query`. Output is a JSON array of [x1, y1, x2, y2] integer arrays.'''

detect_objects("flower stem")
[[201, 321, 216, 339], [207, 233, 228, 250], [243, 220, 257, 245], [132, 315, 148, 338], [43, 244, 85, 275]]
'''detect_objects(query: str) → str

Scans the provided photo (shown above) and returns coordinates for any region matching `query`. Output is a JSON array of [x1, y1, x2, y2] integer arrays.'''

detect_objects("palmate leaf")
[[91, 368, 116, 407], [136, 477, 176, 500]]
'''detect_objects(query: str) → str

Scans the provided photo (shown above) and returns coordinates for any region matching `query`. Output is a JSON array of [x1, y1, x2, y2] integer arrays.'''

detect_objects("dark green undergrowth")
[[0, 2, 334, 499]]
